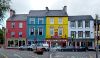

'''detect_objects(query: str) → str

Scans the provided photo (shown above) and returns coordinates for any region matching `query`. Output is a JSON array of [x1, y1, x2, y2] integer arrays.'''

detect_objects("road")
[[0, 48, 100, 58]]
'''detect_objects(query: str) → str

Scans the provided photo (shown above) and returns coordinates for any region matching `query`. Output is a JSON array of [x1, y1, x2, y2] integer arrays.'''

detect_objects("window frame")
[[50, 28, 54, 36], [38, 18, 43, 24], [58, 17, 62, 24], [78, 31, 83, 38], [78, 20, 83, 28], [85, 31, 90, 38], [38, 27, 43, 35], [30, 18, 35, 24], [58, 27, 63, 36], [50, 17, 54, 24], [19, 22, 23, 28], [70, 21, 76, 28]]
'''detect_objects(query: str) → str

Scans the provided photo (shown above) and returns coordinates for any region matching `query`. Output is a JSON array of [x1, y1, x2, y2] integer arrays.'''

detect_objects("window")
[[58, 28, 63, 36], [78, 20, 83, 28], [50, 28, 54, 36], [30, 27, 35, 35], [38, 18, 43, 24], [71, 31, 76, 38], [38, 27, 43, 35], [70, 21, 76, 28], [78, 31, 83, 38], [11, 32, 15, 37], [19, 32, 22, 37], [58, 18, 62, 24], [85, 21, 90, 27], [30, 18, 35, 24], [85, 31, 90, 37], [50, 18, 54, 24], [88, 42, 92, 47], [19, 23, 23, 28], [11, 22, 15, 28]]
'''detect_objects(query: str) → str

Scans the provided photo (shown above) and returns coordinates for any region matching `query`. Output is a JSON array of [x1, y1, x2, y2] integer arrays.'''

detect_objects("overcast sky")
[[10, 0, 100, 18], [0, 0, 100, 28]]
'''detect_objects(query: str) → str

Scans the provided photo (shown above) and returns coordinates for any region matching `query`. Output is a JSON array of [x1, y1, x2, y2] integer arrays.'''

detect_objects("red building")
[[6, 10, 27, 48]]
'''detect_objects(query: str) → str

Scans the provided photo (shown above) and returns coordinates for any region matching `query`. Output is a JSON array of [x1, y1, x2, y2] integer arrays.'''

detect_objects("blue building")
[[27, 10, 46, 45]]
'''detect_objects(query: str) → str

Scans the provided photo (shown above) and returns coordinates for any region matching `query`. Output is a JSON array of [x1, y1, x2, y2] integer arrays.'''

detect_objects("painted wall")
[[27, 17, 46, 41], [6, 20, 26, 39], [68, 20, 94, 39], [46, 17, 68, 39]]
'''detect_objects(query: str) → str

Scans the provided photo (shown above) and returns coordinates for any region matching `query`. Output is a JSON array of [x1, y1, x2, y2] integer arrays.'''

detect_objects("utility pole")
[[96, 14, 98, 58]]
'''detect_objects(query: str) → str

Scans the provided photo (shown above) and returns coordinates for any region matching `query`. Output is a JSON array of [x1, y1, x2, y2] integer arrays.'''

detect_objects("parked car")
[[34, 44, 44, 54], [27, 44, 36, 51], [42, 43, 49, 51], [19, 45, 29, 50], [50, 46, 62, 51]]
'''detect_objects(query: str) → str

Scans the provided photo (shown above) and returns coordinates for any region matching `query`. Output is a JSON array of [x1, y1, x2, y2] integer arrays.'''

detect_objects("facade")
[[68, 15, 95, 48], [27, 10, 46, 45], [94, 20, 100, 49], [6, 10, 27, 47], [46, 6, 68, 47]]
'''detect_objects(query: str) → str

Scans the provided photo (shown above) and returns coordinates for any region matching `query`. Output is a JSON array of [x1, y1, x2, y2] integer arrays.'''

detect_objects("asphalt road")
[[0, 48, 100, 58]]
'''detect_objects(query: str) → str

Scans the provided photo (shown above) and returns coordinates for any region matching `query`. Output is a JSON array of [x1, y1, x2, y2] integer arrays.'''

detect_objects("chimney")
[[63, 6, 67, 12], [46, 7, 49, 12], [10, 9, 15, 17]]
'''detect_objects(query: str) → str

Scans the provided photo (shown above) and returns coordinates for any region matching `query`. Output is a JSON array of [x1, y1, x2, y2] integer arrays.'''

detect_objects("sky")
[[1, 0, 100, 28]]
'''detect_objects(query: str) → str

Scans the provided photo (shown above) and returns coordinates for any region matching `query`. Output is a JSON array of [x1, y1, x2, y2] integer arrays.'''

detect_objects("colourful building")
[[46, 6, 68, 47], [27, 10, 46, 45], [6, 10, 27, 47]]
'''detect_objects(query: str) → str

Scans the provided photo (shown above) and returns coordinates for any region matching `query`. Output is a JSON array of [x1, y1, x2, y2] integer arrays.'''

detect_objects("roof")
[[28, 10, 68, 17], [28, 10, 46, 17], [68, 15, 94, 21], [7, 14, 27, 21], [46, 10, 68, 16]]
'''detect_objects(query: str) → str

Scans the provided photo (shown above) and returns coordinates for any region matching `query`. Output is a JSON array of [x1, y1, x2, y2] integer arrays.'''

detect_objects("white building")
[[68, 15, 94, 49]]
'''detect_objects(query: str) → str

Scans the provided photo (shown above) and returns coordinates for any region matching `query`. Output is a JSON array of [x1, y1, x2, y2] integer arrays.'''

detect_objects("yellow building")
[[45, 6, 68, 47]]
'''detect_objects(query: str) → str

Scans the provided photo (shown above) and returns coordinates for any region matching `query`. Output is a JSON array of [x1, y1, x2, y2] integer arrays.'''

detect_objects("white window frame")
[[19, 22, 23, 28], [78, 20, 83, 28], [70, 21, 76, 28], [19, 32, 22, 37], [85, 31, 90, 38], [30, 27, 35, 35], [30, 18, 35, 24], [11, 32, 15, 37], [85, 20, 90, 28], [11, 22, 15, 28], [38, 18, 43, 24], [78, 31, 83, 38], [50, 17, 54, 24], [58, 17, 62, 24], [38, 27, 43, 35], [58, 27, 63, 36], [50, 28, 54, 36]]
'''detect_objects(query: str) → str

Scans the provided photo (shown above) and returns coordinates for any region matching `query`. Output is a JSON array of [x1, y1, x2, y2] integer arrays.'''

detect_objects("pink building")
[[6, 10, 27, 48]]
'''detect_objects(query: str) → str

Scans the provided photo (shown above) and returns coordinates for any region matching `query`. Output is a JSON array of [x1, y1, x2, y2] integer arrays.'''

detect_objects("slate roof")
[[46, 10, 68, 16], [28, 10, 68, 17], [68, 15, 94, 21], [28, 10, 46, 17], [8, 14, 27, 21]]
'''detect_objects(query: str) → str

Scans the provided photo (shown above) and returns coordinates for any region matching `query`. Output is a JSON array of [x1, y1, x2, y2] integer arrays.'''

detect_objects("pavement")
[[0, 48, 100, 58]]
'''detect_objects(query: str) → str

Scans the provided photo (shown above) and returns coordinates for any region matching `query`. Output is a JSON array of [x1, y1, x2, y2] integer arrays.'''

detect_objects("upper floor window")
[[78, 20, 83, 28], [38, 27, 43, 35], [50, 28, 54, 36], [19, 23, 23, 28], [78, 31, 83, 38], [30, 27, 35, 35], [11, 32, 15, 37], [58, 18, 62, 24], [11, 22, 15, 28], [85, 31, 90, 38], [71, 31, 76, 38], [58, 27, 63, 36], [19, 32, 22, 37], [85, 20, 90, 28], [70, 21, 76, 28], [38, 18, 43, 24], [30, 18, 35, 24], [50, 18, 54, 24]]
